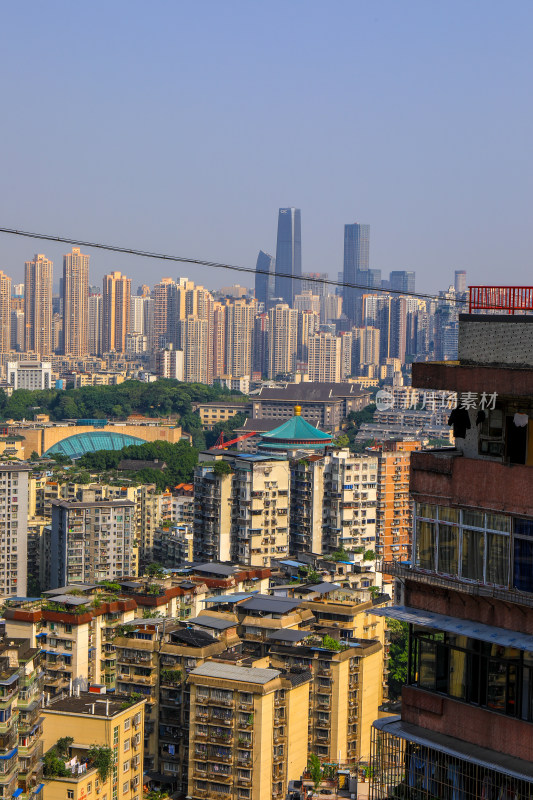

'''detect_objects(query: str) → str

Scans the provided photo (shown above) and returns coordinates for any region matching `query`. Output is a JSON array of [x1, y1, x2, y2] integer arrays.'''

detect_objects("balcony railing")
[[469, 285, 533, 314], [379, 560, 533, 610]]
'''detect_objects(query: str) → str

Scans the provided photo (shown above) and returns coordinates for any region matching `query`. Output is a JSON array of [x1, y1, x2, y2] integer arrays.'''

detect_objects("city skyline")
[[1, 3, 532, 292]]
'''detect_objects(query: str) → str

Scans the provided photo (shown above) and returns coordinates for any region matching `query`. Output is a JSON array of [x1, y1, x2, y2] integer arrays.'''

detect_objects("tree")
[[212, 460, 232, 477], [387, 619, 409, 700], [333, 434, 350, 448], [56, 737, 74, 757], [146, 562, 165, 579], [307, 754, 322, 790], [43, 750, 69, 778], [88, 745, 114, 782]]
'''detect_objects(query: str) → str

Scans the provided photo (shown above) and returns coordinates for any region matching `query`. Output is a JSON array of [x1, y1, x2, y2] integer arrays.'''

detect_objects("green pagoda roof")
[[258, 409, 332, 452]]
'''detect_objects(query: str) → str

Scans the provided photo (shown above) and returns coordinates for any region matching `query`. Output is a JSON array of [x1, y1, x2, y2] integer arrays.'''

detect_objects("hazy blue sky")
[[1, 1, 532, 293]]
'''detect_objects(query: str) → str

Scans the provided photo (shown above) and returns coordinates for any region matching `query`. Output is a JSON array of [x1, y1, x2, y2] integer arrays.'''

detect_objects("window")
[[123, 762, 129, 773], [113, 726, 119, 745], [67, 793, 74, 800], [123, 783, 129, 794], [414, 505, 511, 588], [124, 719, 130, 731], [87, 784, 92, 794], [124, 739, 130, 752], [409, 628, 528, 721]]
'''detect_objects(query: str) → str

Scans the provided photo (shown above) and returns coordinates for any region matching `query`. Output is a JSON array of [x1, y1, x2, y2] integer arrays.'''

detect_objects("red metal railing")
[[469, 286, 533, 314]]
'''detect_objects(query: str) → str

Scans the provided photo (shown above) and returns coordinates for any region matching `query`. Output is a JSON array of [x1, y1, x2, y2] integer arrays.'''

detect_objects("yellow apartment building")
[[42, 693, 145, 800], [187, 662, 311, 800]]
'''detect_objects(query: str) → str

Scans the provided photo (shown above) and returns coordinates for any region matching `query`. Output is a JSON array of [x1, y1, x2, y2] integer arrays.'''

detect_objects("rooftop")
[[256, 383, 369, 402], [258, 408, 333, 451], [52, 499, 135, 509], [190, 661, 280, 685], [188, 615, 236, 631], [239, 594, 303, 614], [45, 692, 143, 717]]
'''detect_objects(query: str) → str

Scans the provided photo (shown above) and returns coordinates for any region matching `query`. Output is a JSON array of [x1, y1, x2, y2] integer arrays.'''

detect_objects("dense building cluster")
[[0, 212, 466, 395]]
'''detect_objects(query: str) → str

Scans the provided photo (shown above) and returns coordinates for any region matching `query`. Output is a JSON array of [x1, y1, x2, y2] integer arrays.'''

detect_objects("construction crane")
[[210, 430, 257, 450]]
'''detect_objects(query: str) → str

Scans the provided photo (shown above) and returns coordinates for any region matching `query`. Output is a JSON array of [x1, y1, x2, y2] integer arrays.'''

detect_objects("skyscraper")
[[63, 247, 89, 357], [254, 250, 275, 309], [342, 223, 370, 325], [389, 270, 415, 294], [102, 271, 131, 353], [274, 207, 302, 306], [0, 271, 12, 355], [24, 254, 53, 356], [454, 269, 467, 293]]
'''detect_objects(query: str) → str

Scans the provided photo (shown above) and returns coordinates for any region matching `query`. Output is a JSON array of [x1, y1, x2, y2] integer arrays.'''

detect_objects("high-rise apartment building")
[[0, 271, 12, 354], [224, 298, 255, 378], [254, 250, 275, 309], [187, 662, 310, 800], [363, 293, 393, 362], [102, 270, 131, 353], [179, 316, 210, 384], [0, 640, 44, 800], [252, 312, 269, 377], [274, 207, 302, 306], [370, 302, 533, 800], [50, 498, 137, 586], [0, 465, 30, 596], [87, 292, 102, 356], [294, 290, 321, 315], [352, 326, 381, 372], [342, 223, 370, 325], [211, 301, 226, 379], [290, 449, 378, 571], [153, 278, 178, 348], [297, 309, 319, 364], [371, 440, 419, 570], [63, 247, 89, 357], [194, 451, 290, 566], [320, 292, 343, 325], [308, 331, 342, 382], [24, 253, 53, 355], [268, 303, 297, 379], [130, 294, 146, 334], [11, 309, 24, 352]]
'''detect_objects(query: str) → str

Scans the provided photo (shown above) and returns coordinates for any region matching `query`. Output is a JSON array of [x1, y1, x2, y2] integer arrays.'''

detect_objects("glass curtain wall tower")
[[343, 223, 370, 325], [274, 207, 302, 306]]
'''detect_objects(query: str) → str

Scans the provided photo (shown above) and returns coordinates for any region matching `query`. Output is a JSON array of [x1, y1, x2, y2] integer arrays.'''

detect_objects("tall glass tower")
[[274, 208, 302, 306], [254, 250, 275, 309], [342, 223, 370, 325]]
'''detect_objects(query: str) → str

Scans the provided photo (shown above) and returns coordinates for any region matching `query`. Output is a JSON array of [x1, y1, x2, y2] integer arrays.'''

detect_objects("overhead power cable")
[[0, 226, 469, 306]]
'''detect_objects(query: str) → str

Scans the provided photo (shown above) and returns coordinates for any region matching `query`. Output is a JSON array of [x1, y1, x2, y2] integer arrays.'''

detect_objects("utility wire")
[[0, 226, 469, 306]]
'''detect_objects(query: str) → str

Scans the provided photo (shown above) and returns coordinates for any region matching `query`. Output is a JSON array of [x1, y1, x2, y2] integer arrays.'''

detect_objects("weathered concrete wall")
[[410, 450, 533, 517], [402, 686, 533, 761], [458, 314, 533, 368]]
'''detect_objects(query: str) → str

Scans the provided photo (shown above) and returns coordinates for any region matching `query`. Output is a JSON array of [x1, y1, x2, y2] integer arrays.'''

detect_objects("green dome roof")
[[258, 412, 332, 452]]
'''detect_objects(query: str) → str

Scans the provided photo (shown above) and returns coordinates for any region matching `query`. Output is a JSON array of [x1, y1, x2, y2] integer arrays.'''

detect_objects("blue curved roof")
[[44, 431, 148, 460]]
